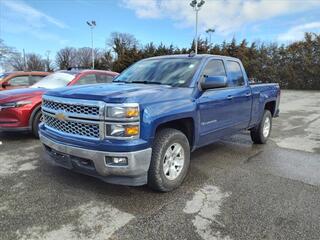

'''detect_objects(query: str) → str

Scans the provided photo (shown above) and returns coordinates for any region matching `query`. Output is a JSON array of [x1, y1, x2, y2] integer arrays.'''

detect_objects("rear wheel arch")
[[264, 100, 276, 116]]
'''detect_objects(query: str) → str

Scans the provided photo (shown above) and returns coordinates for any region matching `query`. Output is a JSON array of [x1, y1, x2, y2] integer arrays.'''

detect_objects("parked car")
[[0, 71, 50, 91], [0, 69, 118, 137], [39, 54, 280, 191]]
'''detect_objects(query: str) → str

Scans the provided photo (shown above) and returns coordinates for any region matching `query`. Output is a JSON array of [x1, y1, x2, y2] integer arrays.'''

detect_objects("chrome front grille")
[[42, 96, 104, 139], [42, 99, 100, 116], [43, 114, 100, 138]]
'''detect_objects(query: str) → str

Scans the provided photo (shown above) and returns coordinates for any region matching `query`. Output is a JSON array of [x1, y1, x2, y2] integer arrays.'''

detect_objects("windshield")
[[31, 72, 75, 89], [114, 58, 201, 87]]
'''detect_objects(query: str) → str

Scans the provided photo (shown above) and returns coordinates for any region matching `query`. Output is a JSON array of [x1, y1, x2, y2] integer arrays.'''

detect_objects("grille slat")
[[42, 99, 100, 116], [43, 114, 100, 139], [42, 97, 102, 139]]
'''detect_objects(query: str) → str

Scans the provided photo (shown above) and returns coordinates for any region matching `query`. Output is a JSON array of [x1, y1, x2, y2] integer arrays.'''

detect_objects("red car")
[[0, 69, 118, 137]]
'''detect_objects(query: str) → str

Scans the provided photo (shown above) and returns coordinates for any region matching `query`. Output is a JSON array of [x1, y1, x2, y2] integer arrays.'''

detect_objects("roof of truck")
[[147, 54, 240, 61]]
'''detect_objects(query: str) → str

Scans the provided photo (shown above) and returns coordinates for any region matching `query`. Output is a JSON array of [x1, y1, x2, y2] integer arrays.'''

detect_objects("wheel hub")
[[263, 117, 271, 138], [163, 143, 185, 180]]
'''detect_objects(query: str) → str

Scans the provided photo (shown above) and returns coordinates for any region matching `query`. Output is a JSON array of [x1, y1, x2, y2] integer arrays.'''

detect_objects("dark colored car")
[[0, 71, 50, 91], [0, 69, 119, 137]]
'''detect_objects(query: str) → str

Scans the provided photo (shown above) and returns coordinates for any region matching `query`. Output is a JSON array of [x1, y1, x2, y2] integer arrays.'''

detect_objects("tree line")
[[1, 32, 319, 90]]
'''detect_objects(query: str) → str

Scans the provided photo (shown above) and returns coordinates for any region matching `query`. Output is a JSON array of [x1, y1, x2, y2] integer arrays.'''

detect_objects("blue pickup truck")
[[39, 54, 280, 191]]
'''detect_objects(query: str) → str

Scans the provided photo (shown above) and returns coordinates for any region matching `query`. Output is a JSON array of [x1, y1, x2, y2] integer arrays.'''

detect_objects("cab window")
[[8, 76, 30, 86], [226, 61, 245, 87], [75, 74, 97, 85]]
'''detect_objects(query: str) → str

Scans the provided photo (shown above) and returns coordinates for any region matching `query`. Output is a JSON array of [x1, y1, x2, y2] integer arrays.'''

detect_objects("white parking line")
[[184, 185, 231, 240]]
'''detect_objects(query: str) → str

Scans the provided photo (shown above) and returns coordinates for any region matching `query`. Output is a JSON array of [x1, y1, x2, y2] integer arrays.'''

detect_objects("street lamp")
[[86, 20, 96, 69], [190, 0, 205, 54], [206, 28, 215, 44]]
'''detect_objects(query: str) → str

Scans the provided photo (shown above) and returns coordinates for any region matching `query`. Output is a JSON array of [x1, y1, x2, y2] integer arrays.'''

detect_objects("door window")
[[226, 61, 245, 87], [8, 76, 30, 86], [30, 75, 45, 85], [96, 74, 114, 83], [202, 60, 226, 77]]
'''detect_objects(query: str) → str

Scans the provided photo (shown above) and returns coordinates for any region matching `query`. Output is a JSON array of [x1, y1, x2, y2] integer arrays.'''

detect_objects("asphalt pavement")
[[0, 90, 319, 240]]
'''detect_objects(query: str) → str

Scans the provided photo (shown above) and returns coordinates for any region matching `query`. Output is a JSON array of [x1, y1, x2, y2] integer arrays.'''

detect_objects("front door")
[[197, 59, 252, 147]]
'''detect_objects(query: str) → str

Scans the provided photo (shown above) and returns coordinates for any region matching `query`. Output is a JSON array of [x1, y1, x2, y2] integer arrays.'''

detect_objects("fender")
[[141, 98, 198, 143], [28, 104, 42, 128]]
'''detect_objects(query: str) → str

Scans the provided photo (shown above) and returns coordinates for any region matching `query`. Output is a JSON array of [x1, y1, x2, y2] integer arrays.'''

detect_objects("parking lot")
[[0, 90, 319, 240]]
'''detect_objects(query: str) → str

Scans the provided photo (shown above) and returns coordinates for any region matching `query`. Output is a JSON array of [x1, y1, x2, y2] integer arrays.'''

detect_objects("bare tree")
[[43, 50, 53, 72], [9, 52, 25, 71], [95, 50, 113, 70], [0, 39, 15, 62], [108, 32, 139, 58], [0, 39, 17, 71], [26, 53, 45, 71], [77, 47, 92, 68], [55, 47, 77, 70]]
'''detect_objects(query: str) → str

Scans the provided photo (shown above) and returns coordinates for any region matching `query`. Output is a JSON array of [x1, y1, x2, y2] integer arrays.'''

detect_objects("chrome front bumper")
[[40, 134, 152, 186]]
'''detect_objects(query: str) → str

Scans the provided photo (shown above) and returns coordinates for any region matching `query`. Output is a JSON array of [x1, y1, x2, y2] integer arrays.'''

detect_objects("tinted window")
[[226, 61, 245, 87], [202, 60, 226, 77], [96, 74, 114, 83], [75, 74, 97, 85], [8, 76, 30, 86], [114, 58, 201, 87], [30, 75, 45, 85]]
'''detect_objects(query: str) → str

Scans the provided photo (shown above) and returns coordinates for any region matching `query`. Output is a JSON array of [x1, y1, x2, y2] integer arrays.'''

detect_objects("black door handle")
[[227, 95, 233, 100]]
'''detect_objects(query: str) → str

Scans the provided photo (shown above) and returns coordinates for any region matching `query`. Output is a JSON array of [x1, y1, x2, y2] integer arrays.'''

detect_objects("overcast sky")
[[1, 0, 320, 56]]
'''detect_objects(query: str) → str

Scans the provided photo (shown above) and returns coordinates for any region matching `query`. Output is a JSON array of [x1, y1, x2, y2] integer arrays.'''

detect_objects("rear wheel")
[[32, 110, 42, 138], [148, 128, 190, 192], [250, 110, 272, 144]]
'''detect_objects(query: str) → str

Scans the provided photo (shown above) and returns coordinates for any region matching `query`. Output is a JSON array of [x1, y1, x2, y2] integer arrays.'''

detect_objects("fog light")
[[105, 156, 128, 166]]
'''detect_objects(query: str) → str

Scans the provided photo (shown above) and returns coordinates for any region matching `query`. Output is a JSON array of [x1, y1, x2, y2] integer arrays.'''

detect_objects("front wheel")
[[32, 110, 42, 138], [148, 128, 190, 192], [250, 110, 272, 144]]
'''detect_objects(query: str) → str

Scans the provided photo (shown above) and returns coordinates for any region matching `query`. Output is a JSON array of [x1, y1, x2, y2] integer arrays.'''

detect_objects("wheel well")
[[156, 118, 194, 148], [265, 101, 276, 116], [29, 105, 41, 128]]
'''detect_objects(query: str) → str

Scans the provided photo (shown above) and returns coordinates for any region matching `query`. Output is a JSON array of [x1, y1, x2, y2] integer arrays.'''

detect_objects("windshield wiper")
[[115, 80, 164, 85], [131, 80, 163, 85]]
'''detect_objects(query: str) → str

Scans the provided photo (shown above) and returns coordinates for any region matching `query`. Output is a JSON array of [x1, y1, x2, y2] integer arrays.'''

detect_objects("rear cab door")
[[224, 59, 252, 130]]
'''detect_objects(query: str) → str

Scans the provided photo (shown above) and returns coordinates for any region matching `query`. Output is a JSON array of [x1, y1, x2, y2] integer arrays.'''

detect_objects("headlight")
[[106, 123, 140, 139], [0, 100, 32, 110], [106, 104, 139, 119]]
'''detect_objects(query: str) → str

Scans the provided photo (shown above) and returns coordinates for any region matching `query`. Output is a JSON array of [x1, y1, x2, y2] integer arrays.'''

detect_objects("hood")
[[45, 83, 194, 105], [0, 88, 46, 103]]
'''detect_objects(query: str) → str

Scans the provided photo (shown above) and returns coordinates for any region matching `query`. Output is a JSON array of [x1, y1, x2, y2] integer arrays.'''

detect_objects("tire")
[[148, 128, 190, 192], [32, 110, 42, 138], [250, 110, 272, 144]]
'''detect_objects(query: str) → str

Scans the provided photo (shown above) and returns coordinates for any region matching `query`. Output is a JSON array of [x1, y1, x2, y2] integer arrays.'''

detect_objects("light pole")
[[206, 28, 215, 45], [190, 0, 205, 54], [86, 20, 96, 69]]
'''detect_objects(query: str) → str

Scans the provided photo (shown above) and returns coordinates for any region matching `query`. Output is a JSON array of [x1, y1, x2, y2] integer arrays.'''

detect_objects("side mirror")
[[201, 76, 227, 90], [2, 82, 11, 88]]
